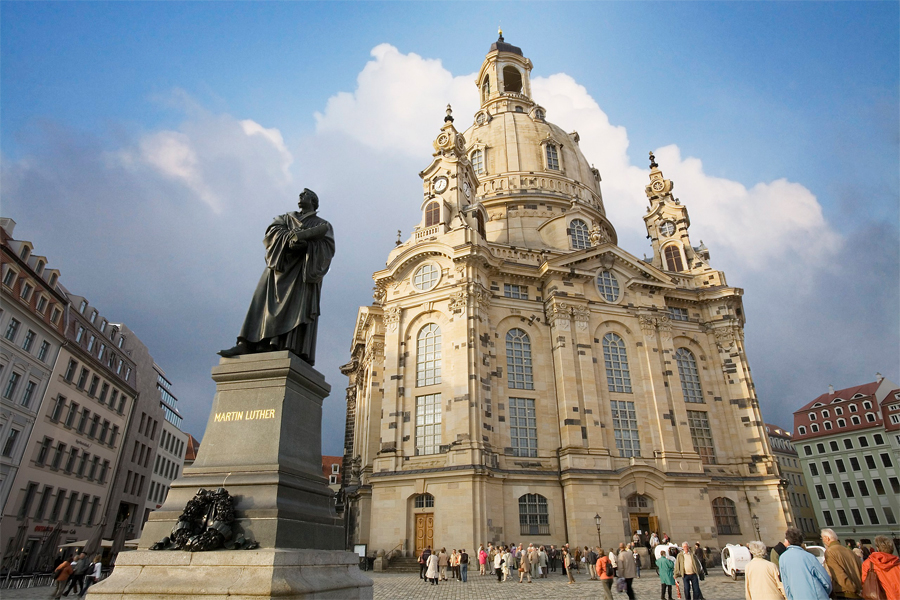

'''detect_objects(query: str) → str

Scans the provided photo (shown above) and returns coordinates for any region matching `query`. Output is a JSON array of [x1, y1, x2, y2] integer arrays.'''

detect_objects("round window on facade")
[[596, 270, 620, 302], [412, 263, 440, 291]]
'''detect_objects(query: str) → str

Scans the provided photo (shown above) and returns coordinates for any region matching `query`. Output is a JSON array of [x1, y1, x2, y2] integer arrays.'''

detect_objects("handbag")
[[861, 562, 887, 600]]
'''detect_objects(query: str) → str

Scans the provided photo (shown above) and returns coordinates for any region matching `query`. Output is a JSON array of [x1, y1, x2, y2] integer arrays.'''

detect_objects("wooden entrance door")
[[629, 513, 654, 536], [415, 513, 434, 555]]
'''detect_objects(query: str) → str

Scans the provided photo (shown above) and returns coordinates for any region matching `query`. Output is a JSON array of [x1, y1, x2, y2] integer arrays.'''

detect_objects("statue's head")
[[299, 188, 319, 211]]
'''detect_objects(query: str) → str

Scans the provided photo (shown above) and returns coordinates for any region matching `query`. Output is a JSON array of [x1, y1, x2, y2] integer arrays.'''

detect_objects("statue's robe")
[[238, 210, 334, 365]]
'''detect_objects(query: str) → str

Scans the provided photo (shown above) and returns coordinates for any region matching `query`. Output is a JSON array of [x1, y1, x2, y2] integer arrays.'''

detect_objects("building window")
[[874, 433, 884, 444], [884, 507, 896, 525], [668, 307, 689, 321], [811, 424, 819, 432], [412, 263, 439, 291], [824, 421, 832, 430], [859, 436, 869, 447], [509, 397, 537, 457], [503, 284, 527, 299], [686, 410, 717, 464], [837, 418, 846, 427], [414, 493, 434, 509], [75, 326, 85, 343], [51, 307, 61, 323], [18, 482, 38, 518], [815, 485, 825, 500], [842, 481, 854, 497], [798, 426, 807, 435], [506, 328, 534, 390], [858, 481, 870, 496], [481, 78, 490, 102], [881, 453, 893, 468], [822, 409, 830, 418], [836, 458, 845, 473], [865, 455, 876, 469], [675, 348, 704, 403], [663, 245, 684, 272], [518, 493, 550, 536], [863, 401, 872, 409], [36, 436, 52, 465], [711, 497, 741, 535], [850, 456, 860, 471], [472, 149, 485, 175], [835, 406, 843, 415], [475, 211, 486, 238], [823, 460, 832, 475], [2, 428, 20, 458], [5, 318, 20, 341], [416, 324, 441, 387], [823, 510, 833, 527], [809, 413, 817, 421], [866, 413, 876, 423], [851, 509, 864, 526], [545, 144, 559, 171], [22, 330, 36, 352], [415, 393, 441, 456], [20, 282, 33, 301], [851, 416, 861, 425], [837, 509, 848, 526], [829, 483, 839, 498], [596, 270, 620, 302], [2, 268, 16, 287], [424, 201, 440, 227], [603, 333, 632, 393], [3, 372, 21, 400], [611, 400, 640, 457], [37, 340, 50, 362], [873, 479, 885, 495], [568, 219, 590, 250]]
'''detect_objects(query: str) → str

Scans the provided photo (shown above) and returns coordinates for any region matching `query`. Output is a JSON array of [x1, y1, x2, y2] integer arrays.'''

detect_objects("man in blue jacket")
[[778, 527, 832, 600]]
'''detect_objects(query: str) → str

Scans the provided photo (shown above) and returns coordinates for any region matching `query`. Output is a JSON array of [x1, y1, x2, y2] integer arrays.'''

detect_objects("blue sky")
[[3, 2, 898, 455]]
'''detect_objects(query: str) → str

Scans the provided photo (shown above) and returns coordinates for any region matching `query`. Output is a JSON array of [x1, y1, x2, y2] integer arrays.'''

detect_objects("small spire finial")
[[649, 151, 658, 169], [396, 230, 402, 246], [498, 27, 504, 42], [444, 104, 454, 123]]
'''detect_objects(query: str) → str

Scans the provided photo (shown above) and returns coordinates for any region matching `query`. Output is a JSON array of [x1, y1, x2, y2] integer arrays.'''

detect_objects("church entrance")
[[415, 514, 433, 555], [626, 494, 659, 538], [629, 514, 659, 537]]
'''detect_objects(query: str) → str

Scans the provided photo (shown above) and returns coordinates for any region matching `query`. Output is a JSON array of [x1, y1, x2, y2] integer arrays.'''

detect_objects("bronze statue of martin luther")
[[219, 188, 335, 365]]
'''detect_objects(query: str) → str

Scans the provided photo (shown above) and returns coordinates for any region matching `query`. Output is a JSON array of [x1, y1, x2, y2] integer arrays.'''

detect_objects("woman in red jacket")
[[596, 547, 614, 600], [861, 535, 900, 600]]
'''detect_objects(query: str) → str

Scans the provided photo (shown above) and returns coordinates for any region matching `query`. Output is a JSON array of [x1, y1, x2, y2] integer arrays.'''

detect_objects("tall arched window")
[[475, 211, 486, 238], [602, 333, 632, 393], [472, 149, 485, 175], [664, 245, 684, 272], [425, 201, 440, 227], [675, 348, 703, 403], [417, 324, 441, 387], [481, 78, 490, 102], [518, 494, 549, 535], [569, 219, 590, 250], [711, 497, 741, 535], [506, 328, 533, 390], [545, 144, 560, 170]]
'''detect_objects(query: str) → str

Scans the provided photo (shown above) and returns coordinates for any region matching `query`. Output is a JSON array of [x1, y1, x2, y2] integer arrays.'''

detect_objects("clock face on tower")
[[434, 177, 448, 194], [652, 180, 665, 192], [659, 220, 675, 237]]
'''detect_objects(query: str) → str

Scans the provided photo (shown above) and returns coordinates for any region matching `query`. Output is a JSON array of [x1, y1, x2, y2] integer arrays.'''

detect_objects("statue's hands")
[[289, 234, 308, 251]]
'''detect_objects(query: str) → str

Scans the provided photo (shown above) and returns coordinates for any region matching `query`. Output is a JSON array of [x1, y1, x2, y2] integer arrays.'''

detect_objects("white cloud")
[[240, 119, 294, 180]]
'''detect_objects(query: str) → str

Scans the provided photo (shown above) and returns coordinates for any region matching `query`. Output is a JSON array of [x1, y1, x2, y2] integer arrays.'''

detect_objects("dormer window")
[[545, 144, 560, 170], [20, 246, 30, 260], [664, 245, 684, 272], [535, 108, 545, 120], [502, 66, 522, 93], [90, 311, 97, 324], [424, 201, 440, 227], [117, 336, 125, 349], [35, 261, 45, 275], [79, 300, 87, 314], [49, 273, 58, 286]]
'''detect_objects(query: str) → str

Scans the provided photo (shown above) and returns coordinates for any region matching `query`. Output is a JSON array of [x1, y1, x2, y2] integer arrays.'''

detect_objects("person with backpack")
[[79, 555, 103, 597], [52, 558, 74, 599], [597, 547, 615, 600]]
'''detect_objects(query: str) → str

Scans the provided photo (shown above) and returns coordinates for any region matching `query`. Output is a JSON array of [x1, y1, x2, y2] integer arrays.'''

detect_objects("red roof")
[[794, 381, 880, 413], [882, 389, 900, 432], [184, 434, 201, 461]]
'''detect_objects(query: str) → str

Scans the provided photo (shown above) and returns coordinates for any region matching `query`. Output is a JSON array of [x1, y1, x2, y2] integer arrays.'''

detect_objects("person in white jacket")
[[425, 552, 440, 585]]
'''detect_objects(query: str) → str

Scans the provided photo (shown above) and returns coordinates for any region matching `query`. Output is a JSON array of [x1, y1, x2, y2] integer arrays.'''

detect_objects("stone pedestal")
[[89, 352, 371, 599], [90, 549, 372, 599]]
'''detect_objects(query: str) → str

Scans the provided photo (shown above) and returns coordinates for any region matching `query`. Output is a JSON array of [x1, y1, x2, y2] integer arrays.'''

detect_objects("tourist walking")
[[459, 548, 468, 582], [745, 540, 785, 600], [778, 527, 831, 600], [564, 549, 576, 584], [821, 528, 862, 599], [450, 549, 459, 580], [418, 546, 431, 580], [478, 545, 486, 575], [618, 542, 638, 600], [597, 548, 615, 600], [518, 544, 533, 583], [633, 543, 642, 578], [657, 546, 676, 600], [437, 547, 449, 581], [52, 557, 74, 599], [549, 545, 558, 572], [861, 535, 900, 600], [587, 546, 598, 580], [675, 542, 705, 600], [63, 552, 90, 596], [425, 551, 440, 585], [694, 542, 708, 578], [538, 545, 548, 578], [79, 555, 103, 598], [494, 548, 504, 582]]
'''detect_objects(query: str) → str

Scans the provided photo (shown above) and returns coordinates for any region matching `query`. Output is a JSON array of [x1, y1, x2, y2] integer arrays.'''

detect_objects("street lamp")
[[594, 514, 602, 548], [752, 514, 760, 541]]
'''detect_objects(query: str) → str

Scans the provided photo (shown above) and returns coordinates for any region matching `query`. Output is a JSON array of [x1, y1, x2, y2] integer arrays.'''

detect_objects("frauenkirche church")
[[341, 35, 789, 555]]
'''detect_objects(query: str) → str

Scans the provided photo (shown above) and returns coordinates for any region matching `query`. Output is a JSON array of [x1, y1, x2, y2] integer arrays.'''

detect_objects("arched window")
[[596, 270, 620, 302], [425, 201, 440, 227], [837, 418, 846, 428], [472, 149, 485, 175], [518, 494, 549, 535], [413, 263, 439, 291], [475, 211, 486, 238], [602, 333, 632, 393], [675, 348, 703, 403], [503, 66, 522, 93], [627, 494, 650, 509], [506, 328, 534, 390], [569, 219, 590, 250], [545, 144, 560, 170], [481, 78, 490, 102], [414, 493, 434, 508], [664, 245, 684, 272], [851, 416, 860, 425], [711, 497, 741, 535], [417, 324, 441, 387]]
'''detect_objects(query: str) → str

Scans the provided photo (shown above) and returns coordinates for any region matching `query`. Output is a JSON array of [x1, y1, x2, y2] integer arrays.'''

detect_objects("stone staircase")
[[386, 556, 421, 573]]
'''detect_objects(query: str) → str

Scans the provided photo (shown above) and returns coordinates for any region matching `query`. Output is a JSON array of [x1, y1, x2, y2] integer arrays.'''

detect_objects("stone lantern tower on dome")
[[342, 35, 789, 558]]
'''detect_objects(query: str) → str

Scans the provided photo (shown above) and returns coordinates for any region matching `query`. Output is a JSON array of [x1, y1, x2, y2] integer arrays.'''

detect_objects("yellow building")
[[764, 423, 820, 540], [341, 35, 789, 556]]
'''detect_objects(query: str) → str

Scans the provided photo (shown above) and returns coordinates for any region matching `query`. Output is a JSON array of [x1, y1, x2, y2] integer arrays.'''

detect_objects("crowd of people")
[[412, 526, 900, 600], [50, 552, 102, 598], [746, 527, 899, 600]]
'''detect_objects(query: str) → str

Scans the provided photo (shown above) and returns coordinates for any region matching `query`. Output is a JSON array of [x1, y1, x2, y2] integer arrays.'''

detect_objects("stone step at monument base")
[[87, 549, 373, 600]]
